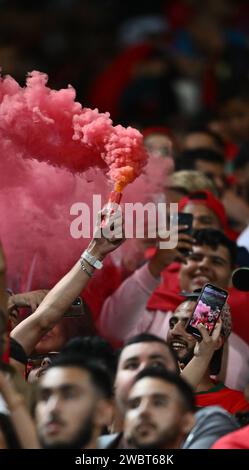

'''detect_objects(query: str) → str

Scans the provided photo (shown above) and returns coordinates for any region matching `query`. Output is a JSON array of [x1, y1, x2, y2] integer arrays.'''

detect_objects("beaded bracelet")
[[80, 258, 93, 278]]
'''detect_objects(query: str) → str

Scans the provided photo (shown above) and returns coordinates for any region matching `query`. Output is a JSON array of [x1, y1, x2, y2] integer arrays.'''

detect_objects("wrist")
[[79, 258, 94, 277], [86, 241, 105, 261], [81, 247, 104, 270], [194, 349, 214, 362]]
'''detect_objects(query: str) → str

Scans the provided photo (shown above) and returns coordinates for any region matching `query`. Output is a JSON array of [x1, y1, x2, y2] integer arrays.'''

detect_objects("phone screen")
[[186, 284, 228, 339]]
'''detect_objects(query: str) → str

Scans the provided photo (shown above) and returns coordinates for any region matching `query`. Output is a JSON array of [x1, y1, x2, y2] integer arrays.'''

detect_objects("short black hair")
[[185, 126, 225, 152], [176, 148, 225, 171], [123, 333, 178, 370], [193, 228, 237, 268], [133, 367, 196, 413], [48, 353, 113, 399], [61, 336, 117, 378], [125, 333, 169, 348]]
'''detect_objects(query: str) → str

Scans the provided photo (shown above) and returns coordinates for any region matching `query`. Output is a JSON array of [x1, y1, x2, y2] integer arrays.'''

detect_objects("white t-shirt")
[[237, 224, 249, 251]]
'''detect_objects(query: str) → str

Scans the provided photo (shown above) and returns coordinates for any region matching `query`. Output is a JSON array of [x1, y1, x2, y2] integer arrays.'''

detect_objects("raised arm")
[[181, 320, 223, 389], [11, 209, 124, 356], [0, 370, 40, 448]]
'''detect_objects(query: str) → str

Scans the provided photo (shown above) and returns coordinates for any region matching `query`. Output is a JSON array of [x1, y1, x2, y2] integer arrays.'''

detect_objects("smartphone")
[[171, 212, 193, 255], [185, 283, 228, 340], [175, 212, 193, 235]]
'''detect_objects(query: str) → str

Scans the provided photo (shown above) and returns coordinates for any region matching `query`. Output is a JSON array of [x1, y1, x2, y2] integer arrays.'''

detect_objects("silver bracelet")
[[82, 250, 103, 270], [80, 258, 93, 278]]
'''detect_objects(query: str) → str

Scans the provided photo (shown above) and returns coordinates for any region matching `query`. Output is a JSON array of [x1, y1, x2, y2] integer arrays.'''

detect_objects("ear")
[[181, 412, 195, 435], [94, 398, 115, 429]]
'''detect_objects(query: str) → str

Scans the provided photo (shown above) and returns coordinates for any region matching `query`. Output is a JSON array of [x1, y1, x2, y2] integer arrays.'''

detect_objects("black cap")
[[179, 288, 202, 300], [232, 267, 249, 292]]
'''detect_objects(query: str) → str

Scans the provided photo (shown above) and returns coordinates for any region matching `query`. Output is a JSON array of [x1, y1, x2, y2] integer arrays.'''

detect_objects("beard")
[[39, 414, 95, 449], [127, 423, 181, 449], [178, 347, 195, 367]]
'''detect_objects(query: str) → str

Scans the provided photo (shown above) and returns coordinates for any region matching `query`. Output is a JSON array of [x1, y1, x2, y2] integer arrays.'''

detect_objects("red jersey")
[[196, 382, 249, 414], [212, 424, 249, 449]]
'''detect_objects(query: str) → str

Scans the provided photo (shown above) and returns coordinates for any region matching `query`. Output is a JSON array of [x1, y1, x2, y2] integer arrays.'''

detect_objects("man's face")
[[167, 301, 197, 364], [180, 244, 231, 292], [195, 159, 225, 196], [183, 203, 222, 230], [124, 377, 193, 449], [144, 134, 173, 159], [35, 324, 66, 355], [35, 367, 101, 449], [115, 342, 178, 414]]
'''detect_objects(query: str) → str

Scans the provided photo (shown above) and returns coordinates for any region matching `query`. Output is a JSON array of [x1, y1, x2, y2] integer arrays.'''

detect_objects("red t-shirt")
[[82, 261, 123, 322], [196, 382, 249, 414], [212, 424, 249, 449], [147, 262, 184, 311]]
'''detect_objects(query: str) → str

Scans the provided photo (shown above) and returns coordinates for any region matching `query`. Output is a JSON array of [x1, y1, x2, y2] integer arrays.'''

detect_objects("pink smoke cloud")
[[0, 70, 170, 306]]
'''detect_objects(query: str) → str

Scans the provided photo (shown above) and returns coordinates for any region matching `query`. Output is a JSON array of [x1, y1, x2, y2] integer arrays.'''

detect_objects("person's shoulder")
[[163, 262, 181, 274], [212, 424, 249, 449], [182, 406, 239, 449], [195, 405, 236, 420], [222, 385, 247, 398], [229, 331, 249, 353]]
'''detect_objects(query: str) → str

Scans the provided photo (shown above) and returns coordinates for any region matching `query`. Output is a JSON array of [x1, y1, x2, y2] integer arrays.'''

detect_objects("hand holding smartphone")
[[185, 283, 228, 340], [172, 212, 193, 235], [171, 212, 193, 256]]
